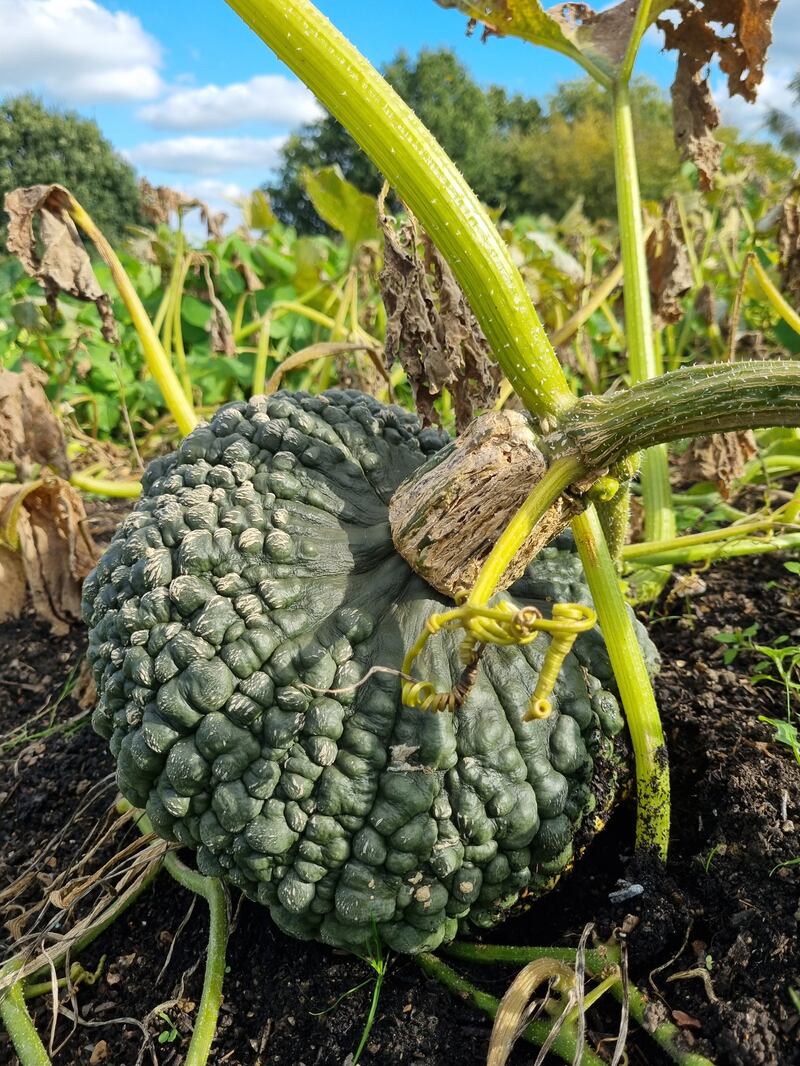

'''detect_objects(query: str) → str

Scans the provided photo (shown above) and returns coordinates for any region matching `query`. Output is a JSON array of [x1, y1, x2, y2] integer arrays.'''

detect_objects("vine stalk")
[[611, 80, 675, 556], [224, 0, 673, 858]]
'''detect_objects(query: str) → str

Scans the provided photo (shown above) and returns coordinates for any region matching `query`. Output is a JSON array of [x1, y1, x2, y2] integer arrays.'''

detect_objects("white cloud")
[[716, 68, 796, 139], [138, 74, 323, 130], [180, 179, 247, 203], [126, 135, 287, 175], [764, 0, 800, 73], [715, 0, 800, 140], [0, 0, 162, 103]]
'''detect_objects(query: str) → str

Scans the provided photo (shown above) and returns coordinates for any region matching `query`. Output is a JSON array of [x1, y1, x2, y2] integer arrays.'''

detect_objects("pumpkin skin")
[[83, 390, 655, 955]]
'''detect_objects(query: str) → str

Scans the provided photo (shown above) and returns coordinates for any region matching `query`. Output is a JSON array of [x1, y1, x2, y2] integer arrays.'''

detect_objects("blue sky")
[[1, 0, 798, 221]]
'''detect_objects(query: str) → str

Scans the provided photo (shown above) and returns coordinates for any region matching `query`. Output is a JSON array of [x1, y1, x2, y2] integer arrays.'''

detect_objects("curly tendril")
[[402, 600, 596, 718]]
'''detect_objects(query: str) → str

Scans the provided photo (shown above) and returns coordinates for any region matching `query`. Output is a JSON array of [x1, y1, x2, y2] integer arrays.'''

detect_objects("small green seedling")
[[352, 927, 390, 1065], [156, 1010, 180, 1045], [758, 717, 800, 767], [713, 623, 760, 666]]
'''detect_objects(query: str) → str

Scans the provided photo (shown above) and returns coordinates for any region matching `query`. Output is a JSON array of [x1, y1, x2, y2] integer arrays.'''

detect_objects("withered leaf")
[[670, 54, 723, 190], [677, 431, 758, 498], [378, 186, 498, 429], [202, 261, 236, 357], [0, 478, 98, 634], [658, 1, 779, 188], [777, 184, 800, 303], [647, 197, 693, 327], [435, 0, 659, 76], [4, 184, 118, 343], [0, 364, 70, 480], [139, 178, 226, 240]]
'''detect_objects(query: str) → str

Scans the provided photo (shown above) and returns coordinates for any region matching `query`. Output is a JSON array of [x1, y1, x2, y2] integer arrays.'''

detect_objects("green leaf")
[[243, 189, 277, 230], [301, 166, 379, 249], [180, 295, 212, 330], [785, 561, 800, 575], [434, 0, 574, 54], [758, 716, 800, 766], [432, 0, 660, 80], [11, 300, 46, 332], [252, 244, 296, 280]]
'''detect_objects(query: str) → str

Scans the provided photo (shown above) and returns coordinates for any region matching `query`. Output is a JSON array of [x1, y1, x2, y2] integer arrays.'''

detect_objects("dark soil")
[[1, 547, 798, 1066]]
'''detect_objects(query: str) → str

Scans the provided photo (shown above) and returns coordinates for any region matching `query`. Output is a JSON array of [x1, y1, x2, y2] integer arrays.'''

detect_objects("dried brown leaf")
[[73, 658, 98, 711], [0, 478, 98, 634], [777, 184, 800, 302], [139, 178, 226, 240], [659, 1, 779, 187], [0, 364, 70, 479], [677, 431, 758, 498], [549, 1, 640, 70], [234, 253, 264, 293], [672, 1008, 703, 1030], [202, 261, 236, 357], [4, 184, 118, 343], [669, 54, 722, 190], [378, 187, 498, 429], [0, 541, 27, 626], [695, 284, 716, 327], [647, 198, 693, 327], [89, 1040, 109, 1064]]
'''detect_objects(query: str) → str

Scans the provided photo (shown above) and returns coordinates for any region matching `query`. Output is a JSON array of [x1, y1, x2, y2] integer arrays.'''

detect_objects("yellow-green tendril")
[[526, 604, 595, 720], [402, 601, 595, 718]]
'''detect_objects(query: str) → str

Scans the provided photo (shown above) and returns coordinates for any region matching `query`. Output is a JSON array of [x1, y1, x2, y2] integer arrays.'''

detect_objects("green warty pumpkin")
[[82, 389, 657, 955]]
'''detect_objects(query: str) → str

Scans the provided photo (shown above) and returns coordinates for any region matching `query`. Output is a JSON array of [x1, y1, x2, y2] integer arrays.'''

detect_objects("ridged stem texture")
[[125, 805, 228, 1066], [0, 962, 52, 1066], [162, 852, 228, 1066], [556, 361, 800, 471], [571, 508, 669, 855]]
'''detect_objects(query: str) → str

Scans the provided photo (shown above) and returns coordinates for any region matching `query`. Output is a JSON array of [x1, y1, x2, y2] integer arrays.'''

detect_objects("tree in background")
[[267, 49, 543, 231], [267, 55, 686, 227], [502, 77, 681, 220], [766, 70, 800, 157], [0, 95, 142, 241]]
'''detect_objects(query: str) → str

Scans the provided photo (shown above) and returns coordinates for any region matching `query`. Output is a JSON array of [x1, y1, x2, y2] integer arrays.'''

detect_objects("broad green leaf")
[[242, 189, 277, 230], [180, 295, 212, 330], [759, 716, 800, 766], [301, 166, 379, 249]]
